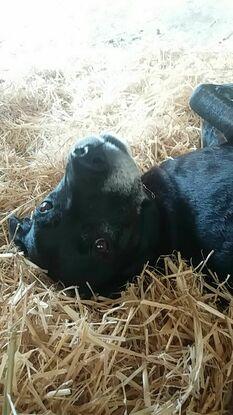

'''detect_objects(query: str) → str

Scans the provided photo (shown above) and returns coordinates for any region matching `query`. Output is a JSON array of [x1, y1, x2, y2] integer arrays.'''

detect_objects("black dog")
[[8, 84, 233, 296]]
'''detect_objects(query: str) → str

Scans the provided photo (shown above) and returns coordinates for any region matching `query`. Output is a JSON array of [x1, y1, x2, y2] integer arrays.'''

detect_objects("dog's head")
[[8, 134, 157, 296]]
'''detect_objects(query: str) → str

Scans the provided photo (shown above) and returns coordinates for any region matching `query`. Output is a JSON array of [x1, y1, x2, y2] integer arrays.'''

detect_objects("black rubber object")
[[189, 83, 233, 140]]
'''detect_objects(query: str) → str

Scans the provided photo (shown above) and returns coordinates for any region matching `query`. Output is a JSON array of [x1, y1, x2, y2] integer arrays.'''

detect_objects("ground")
[[1, 0, 233, 74]]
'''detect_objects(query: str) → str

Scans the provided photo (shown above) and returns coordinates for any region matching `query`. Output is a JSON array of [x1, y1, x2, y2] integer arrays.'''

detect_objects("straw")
[[0, 48, 233, 414]]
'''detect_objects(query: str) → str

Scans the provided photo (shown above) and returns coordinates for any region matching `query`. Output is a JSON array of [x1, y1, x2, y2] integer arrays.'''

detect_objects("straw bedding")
[[0, 49, 233, 414]]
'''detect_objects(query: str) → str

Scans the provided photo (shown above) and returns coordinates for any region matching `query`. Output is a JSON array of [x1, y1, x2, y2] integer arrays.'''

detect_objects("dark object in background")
[[8, 84, 233, 297], [189, 83, 233, 146]]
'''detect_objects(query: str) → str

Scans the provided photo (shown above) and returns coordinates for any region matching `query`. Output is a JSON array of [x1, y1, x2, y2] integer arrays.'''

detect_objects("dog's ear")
[[142, 183, 156, 201], [139, 195, 160, 251]]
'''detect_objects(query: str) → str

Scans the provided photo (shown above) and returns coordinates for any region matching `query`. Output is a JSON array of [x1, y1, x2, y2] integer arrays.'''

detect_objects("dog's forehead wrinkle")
[[101, 222, 114, 236], [80, 221, 114, 239]]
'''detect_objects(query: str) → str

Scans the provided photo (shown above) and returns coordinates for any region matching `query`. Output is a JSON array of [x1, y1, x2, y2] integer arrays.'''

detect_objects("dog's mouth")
[[8, 215, 31, 255], [8, 215, 21, 239]]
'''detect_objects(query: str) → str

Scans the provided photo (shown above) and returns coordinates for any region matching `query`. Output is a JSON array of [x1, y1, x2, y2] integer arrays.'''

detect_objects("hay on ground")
[[0, 49, 233, 414]]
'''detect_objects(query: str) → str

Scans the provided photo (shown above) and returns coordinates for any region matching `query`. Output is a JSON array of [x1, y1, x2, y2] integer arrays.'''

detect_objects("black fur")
[[8, 132, 233, 297]]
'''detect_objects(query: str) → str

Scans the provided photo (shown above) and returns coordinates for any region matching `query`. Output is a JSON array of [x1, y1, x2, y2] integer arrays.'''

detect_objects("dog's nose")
[[73, 143, 107, 172], [74, 145, 89, 158]]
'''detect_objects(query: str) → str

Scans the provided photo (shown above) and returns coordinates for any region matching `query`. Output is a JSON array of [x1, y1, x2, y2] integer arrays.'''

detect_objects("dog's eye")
[[94, 238, 109, 254], [39, 201, 53, 213]]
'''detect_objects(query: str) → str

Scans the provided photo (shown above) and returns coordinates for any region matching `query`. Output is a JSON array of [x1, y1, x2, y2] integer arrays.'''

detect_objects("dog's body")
[[8, 83, 233, 296], [143, 144, 233, 280]]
